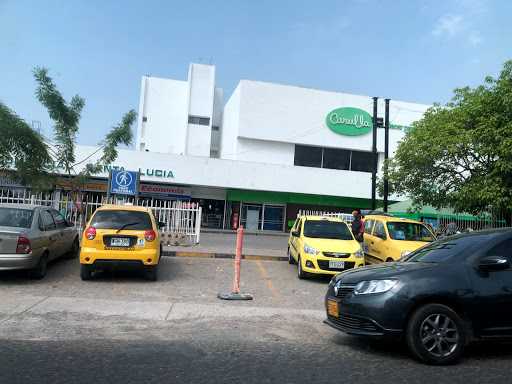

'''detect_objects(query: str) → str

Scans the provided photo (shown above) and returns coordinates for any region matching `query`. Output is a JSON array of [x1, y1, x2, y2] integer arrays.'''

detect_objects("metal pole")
[[371, 97, 378, 210], [384, 99, 390, 212], [106, 168, 112, 203]]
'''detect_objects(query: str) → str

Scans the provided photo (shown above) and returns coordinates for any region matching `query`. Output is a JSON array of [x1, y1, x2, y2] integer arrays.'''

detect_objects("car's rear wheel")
[[146, 264, 158, 281], [297, 256, 307, 279], [386, 258, 394, 263], [287, 247, 295, 264], [80, 266, 92, 281], [406, 303, 466, 365], [65, 238, 79, 259], [29, 253, 48, 280]]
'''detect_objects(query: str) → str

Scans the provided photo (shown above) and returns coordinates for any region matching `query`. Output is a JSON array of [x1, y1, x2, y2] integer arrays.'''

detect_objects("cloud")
[[432, 14, 464, 38], [469, 30, 483, 45]]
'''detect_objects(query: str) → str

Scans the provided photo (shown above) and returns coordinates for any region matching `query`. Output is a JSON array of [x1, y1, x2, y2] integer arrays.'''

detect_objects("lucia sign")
[[326, 107, 373, 136]]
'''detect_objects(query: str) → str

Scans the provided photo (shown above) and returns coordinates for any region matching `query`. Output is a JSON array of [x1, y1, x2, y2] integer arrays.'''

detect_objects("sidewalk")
[[162, 230, 289, 261]]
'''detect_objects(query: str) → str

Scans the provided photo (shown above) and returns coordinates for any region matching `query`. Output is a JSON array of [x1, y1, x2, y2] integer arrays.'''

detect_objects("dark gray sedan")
[[0, 203, 79, 279]]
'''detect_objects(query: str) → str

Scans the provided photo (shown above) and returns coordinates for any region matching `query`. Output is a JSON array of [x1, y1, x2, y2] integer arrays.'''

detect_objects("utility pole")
[[371, 97, 378, 210], [383, 99, 390, 212]]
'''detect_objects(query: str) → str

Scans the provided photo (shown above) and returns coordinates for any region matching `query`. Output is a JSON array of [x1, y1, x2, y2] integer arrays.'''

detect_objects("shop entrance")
[[240, 203, 285, 231]]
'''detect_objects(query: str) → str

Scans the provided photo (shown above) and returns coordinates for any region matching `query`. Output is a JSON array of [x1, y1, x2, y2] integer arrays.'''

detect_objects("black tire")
[[386, 258, 394, 263], [287, 247, 295, 264], [29, 253, 48, 280], [80, 265, 92, 281], [146, 264, 158, 281], [297, 256, 307, 279], [65, 238, 79, 259], [406, 303, 466, 365]]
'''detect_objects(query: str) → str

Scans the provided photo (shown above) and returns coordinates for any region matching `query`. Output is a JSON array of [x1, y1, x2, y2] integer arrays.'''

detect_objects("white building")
[[3, 63, 431, 232], [129, 63, 430, 231]]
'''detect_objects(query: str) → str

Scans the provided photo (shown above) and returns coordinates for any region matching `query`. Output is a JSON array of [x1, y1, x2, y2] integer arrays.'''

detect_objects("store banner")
[[139, 184, 191, 199]]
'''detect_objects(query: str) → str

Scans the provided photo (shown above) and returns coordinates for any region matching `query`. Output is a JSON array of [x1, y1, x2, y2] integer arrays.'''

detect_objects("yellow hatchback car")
[[288, 216, 364, 279], [80, 204, 163, 281], [362, 215, 436, 264]]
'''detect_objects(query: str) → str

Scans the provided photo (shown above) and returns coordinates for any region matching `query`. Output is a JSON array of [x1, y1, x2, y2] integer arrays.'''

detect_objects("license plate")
[[111, 238, 130, 247], [328, 300, 339, 317], [329, 260, 345, 269]]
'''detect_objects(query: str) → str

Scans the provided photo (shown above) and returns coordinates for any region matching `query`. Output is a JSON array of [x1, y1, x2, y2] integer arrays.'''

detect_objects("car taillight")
[[85, 227, 96, 240], [145, 230, 156, 242], [17, 237, 31, 254]]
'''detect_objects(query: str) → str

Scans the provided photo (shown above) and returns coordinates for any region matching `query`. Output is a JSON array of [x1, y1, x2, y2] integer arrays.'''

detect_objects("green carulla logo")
[[326, 107, 373, 136]]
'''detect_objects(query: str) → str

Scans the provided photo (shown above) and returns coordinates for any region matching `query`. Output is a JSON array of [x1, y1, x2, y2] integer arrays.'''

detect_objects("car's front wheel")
[[297, 256, 307, 279], [406, 303, 466, 365], [65, 238, 79, 259], [287, 247, 295, 264]]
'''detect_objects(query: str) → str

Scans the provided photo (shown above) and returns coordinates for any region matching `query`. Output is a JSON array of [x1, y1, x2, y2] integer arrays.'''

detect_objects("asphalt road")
[[1, 256, 512, 383]]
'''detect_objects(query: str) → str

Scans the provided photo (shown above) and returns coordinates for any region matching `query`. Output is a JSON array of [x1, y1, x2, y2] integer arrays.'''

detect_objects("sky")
[[1, 0, 511, 148]]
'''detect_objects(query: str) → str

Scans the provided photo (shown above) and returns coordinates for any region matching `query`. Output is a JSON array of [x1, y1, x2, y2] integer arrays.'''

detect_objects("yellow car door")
[[368, 220, 387, 264]]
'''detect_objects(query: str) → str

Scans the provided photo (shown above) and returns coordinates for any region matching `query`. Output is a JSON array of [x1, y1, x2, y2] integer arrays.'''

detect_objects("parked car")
[[362, 215, 436, 264], [324, 228, 512, 365], [0, 203, 79, 279], [80, 204, 164, 281], [288, 216, 364, 279]]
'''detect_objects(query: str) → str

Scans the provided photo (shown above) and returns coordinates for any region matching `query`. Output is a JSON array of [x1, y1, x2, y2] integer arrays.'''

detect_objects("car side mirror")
[[478, 256, 509, 271], [158, 221, 166, 229], [292, 230, 299, 237], [67, 221, 75, 227]]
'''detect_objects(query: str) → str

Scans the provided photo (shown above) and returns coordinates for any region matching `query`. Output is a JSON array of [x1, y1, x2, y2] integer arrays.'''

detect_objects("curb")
[[162, 250, 287, 262]]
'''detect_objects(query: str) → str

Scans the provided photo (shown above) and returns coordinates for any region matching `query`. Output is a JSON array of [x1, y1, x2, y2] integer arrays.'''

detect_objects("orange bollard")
[[218, 226, 253, 301]]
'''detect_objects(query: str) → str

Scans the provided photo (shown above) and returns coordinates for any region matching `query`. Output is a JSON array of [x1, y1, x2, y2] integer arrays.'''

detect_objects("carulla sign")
[[326, 107, 373, 136]]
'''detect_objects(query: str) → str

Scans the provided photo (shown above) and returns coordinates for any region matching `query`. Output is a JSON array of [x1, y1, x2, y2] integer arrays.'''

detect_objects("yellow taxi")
[[288, 216, 364, 279], [80, 204, 163, 281], [362, 215, 436, 264]]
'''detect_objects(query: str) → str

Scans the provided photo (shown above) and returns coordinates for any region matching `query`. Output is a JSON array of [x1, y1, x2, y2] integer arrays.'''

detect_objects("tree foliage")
[[32, 67, 137, 226], [1, 67, 136, 227], [0, 102, 54, 191], [381, 60, 512, 220]]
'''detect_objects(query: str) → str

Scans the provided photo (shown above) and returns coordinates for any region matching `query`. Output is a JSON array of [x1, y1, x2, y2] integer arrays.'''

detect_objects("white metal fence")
[[297, 210, 354, 226], [0, 189, 202, 244]]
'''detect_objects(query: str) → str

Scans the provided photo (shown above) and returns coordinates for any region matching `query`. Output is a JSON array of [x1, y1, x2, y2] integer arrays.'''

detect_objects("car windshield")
[[0, 208, 34, 228], [387, 222, 434, 242], [402, 235, 487, 263], [303, 220, 353, 240], [89, 210, 153, 230]]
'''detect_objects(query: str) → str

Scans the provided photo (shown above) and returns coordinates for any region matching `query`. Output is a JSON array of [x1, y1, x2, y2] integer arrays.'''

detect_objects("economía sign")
[[326, 107, 373, 136], [110, 170, 137, 195]]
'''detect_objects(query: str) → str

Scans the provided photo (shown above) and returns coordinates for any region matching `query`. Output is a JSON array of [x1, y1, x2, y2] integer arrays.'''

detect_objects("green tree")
[[0, 67, 136, 228], [381, 60, 512, 224], [0, 102, 54, 191], [32, 67, 136, 228]]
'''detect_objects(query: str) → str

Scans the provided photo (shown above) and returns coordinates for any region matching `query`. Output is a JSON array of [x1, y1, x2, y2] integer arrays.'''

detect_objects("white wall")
[[224, 80, 430, 165], [219, 83, 241, 160], [135, 76, 189, 155], [71, 145, 374, 200]]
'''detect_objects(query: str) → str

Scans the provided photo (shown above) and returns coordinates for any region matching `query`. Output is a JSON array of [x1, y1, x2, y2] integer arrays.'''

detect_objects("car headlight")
[[401, 251, 412, 258], [354, 279, 398, 295], [353, 248, 364, 258], [304, 244, 319, 255]]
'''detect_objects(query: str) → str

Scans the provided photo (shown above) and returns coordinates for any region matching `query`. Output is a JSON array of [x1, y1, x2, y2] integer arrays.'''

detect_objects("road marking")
[[256, 260, 281, 302], [113, 282, 129, 292]]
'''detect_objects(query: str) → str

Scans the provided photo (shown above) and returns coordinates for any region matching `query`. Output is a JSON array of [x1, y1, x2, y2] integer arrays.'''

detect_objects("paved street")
[[1, 256, 512, 383]]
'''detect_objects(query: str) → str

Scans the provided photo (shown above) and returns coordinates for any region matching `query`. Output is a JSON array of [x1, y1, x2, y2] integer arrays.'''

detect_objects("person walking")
[[351, 209, 364, 243]]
